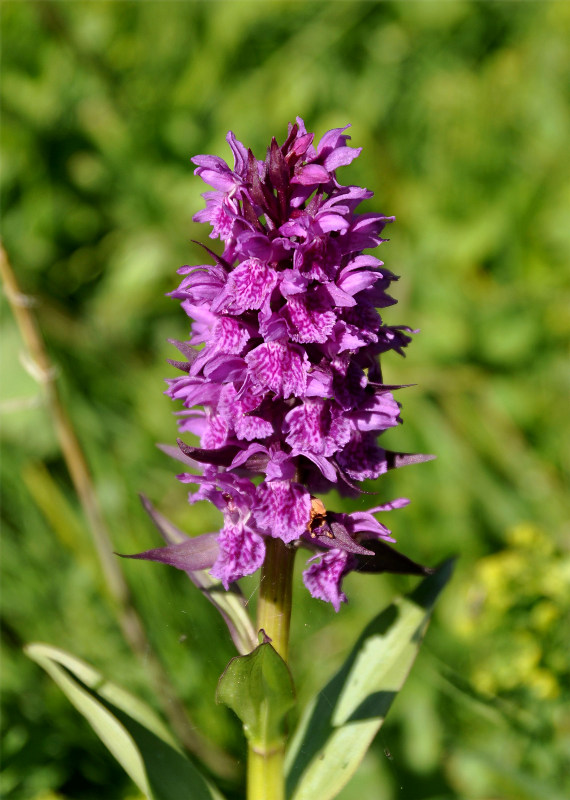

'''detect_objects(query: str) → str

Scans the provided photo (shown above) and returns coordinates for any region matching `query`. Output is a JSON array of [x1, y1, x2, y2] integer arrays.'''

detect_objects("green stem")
[[247, 747, 286, 800], [257, 537, 296, 661], [248, 537, 296, 800]]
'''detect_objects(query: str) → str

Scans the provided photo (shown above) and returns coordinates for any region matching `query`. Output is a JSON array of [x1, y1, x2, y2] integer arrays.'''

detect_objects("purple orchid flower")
[[130, 119, 434, 610]]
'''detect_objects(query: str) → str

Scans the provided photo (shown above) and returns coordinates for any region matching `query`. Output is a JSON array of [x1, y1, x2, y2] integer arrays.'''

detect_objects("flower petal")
[[285, 295, 336, 344], [285, 398, 351, 457], [219, 384, 274, 441], [336, 433, 388, 480], [254, 480, 311, 543], [210, 524, 265, 589], [291, 164, 331, 186], [192, 155, 239, 192], [245, 341, 308, 398], [303, 549, 350, 612], [323, 146, 362, 171], [211, 258, 277, 314]]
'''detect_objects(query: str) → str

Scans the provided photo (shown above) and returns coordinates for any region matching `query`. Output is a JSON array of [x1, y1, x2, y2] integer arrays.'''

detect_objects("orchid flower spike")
[[131, 119, 434, 610]]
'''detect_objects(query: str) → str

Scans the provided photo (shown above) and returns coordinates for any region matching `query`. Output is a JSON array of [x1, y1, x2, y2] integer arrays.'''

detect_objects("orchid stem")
[[248, 537, 296, 800], [257, 537, 296, 661]]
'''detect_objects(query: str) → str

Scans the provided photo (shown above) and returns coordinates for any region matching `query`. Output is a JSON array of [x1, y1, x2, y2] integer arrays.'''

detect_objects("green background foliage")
[[1, 2, 569, 799]]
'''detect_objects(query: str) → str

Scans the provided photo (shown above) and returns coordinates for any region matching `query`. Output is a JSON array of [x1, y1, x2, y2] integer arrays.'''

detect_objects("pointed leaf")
[[384, 450, 436, 469], [353, 540, 436, 576], [177, 439, 240, 467], [118, 533, 219, 571], [25, 643, 225, 800], [140, 495, 256, 655], [285, 560, 455, 800], [217, 641, 295, 750], [329, 522, 374, 556]]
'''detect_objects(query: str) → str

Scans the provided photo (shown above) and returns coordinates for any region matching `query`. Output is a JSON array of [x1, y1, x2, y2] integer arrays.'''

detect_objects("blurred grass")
[[1, 2, 569, 799]]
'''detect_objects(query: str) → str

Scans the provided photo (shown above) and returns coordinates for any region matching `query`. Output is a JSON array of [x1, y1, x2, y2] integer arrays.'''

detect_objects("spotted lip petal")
[[284, 398, 352, 458], [302, 549, 350, 613], [211, 258, 277, 314], [244, 341, 309, 399], [144, 119, 432, 610], [253, 480, 312, 543], [210, 523, 266, 589]]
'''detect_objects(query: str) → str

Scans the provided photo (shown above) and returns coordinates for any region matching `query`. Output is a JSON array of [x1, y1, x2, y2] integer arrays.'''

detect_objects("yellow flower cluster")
[[450, 523, 569, 700]]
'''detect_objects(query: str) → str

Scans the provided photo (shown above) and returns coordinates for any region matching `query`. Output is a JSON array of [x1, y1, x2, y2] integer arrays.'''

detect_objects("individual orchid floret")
[[130, 118, 433, 611]]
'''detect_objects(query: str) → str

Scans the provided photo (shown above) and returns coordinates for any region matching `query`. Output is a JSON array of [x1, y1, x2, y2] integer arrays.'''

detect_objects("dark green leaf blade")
[[25, 643, 225, 800], [285, 560, 455, 800]]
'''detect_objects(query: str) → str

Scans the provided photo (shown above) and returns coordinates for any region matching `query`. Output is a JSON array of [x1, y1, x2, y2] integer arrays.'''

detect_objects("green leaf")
[[285, 560, 455, 800], [216, 641, 296, 751], [25, 643, 225, 800]]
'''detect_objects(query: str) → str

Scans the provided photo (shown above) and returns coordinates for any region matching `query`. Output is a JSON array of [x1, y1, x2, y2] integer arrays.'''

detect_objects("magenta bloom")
[[137, 119, 433, 609]]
